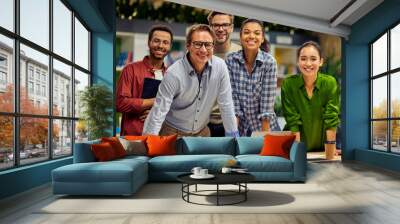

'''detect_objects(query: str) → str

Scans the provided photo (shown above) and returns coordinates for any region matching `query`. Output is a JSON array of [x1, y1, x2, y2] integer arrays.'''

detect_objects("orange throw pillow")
[[124, 135, 148, 142], [91, 142, 117, 161], [101, 137, 126, 158], [260, 134, 296, 159], [146, 135, 177, 157]]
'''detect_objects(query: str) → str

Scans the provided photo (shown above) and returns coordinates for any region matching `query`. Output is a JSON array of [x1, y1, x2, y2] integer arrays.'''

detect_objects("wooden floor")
[[1, 155, 400, 224]]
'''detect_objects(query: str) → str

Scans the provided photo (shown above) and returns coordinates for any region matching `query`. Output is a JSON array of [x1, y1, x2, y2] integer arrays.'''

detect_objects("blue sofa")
[[52, 137, 306, 196]]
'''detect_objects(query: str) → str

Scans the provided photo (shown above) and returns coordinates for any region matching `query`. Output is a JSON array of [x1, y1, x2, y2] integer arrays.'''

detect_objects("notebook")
[[141, 78, 161, 99]]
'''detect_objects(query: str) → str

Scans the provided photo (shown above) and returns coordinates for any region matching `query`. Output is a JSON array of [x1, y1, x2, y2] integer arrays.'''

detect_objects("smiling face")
[[148, 30, 172, 60], [210, 14, 233, 45], [297, 45, 324, 78], [187, 30, 214, 70], [240, 22, 264, 52]]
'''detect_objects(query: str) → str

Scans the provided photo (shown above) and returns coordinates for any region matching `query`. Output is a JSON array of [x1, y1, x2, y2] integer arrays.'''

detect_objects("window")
[[371, 23, 400, 154], [0, 35, 13, 113], [0, 54, 7, 67], [0, 0, 14, 32], [0, 0, 91, 170], [28, 67, 34, 80], [20, 0, 49, 49], [28, 81, 34, 94], [42, 85, 46, 97], [53, 59, 72, 117], [0, 54, 7, 87], [35, 70, 41, 81], [0, 71, 6, 85], [75, 17, 90, 70], [35, 83, 40, 95]]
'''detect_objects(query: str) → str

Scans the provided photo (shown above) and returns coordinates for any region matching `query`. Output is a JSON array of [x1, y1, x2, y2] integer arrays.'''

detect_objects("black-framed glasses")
[[191, 41, 214, 50], [211, 23, 232, 29]]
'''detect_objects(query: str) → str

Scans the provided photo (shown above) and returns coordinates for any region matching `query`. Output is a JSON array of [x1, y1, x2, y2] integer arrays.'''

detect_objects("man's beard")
[[150, 48, 166, 60], [216, 33, 230, 45]]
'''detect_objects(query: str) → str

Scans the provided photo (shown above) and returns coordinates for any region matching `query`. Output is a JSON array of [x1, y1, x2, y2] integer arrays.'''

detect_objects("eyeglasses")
[[211, 23, 232, 29], [191, 41, 214, 50]]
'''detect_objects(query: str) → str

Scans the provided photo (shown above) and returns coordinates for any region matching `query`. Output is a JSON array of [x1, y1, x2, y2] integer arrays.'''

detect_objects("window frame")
[[0, 0, 92, 171], [370, 20, 400, 154]]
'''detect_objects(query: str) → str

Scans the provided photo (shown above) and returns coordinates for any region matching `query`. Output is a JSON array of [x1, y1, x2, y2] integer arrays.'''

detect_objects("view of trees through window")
[[371, 23, 400, 153], [0, 0, 91, 170]]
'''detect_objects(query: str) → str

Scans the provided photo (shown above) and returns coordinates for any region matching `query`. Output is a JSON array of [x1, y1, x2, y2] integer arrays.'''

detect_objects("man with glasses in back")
[[143, 24, 239, 137], [207, 12, 242, 137]]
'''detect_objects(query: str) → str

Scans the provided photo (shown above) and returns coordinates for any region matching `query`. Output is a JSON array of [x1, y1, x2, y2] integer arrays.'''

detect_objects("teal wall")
[[343, 0, 400, 171], [0, 158, 72, 199], [0, 0, 115, 200]]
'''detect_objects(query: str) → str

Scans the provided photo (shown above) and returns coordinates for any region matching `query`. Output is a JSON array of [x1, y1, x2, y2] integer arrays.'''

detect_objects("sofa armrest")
[[73, 140, 100, 163], [289, 141, 307, 181]]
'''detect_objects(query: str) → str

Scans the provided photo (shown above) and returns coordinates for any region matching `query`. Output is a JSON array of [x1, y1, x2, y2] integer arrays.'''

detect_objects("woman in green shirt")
[[281, 41, 340, 153]]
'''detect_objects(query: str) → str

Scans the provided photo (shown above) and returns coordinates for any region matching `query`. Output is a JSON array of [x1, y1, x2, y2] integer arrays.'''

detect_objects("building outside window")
[[0, 71, 6, 85], [0, 54, 7, 90], [28, 81, 34, 94], [41, 85, 46, 97], [35, 70, 40, 81], [28, 66, 34, 80], [0, 0, 91, 170], [35, 83, 40, 95], [41, 73, 46, 83], [371, 23, 400, 154]]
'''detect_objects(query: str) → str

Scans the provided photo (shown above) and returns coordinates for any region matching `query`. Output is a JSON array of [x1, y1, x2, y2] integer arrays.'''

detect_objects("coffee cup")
[[199, 169, 208, 176], [221, 167, 231, 173], [191, 167, 202, 176]]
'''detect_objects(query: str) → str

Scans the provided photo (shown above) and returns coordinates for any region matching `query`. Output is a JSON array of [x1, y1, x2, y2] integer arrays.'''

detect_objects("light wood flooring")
[[1, 155, 400, 224]]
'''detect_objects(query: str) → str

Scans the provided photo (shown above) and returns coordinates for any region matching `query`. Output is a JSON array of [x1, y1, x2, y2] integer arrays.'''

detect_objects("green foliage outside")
[[79, 84, 113, 140], [116, 0, 312, 34]]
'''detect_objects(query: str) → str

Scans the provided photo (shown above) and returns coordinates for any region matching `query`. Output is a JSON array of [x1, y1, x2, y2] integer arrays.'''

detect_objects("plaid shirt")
[[226, 50, 280, 136]]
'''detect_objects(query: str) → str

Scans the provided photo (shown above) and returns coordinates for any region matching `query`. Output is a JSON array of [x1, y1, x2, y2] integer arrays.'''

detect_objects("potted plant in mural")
[[79, 84, 113, 140]]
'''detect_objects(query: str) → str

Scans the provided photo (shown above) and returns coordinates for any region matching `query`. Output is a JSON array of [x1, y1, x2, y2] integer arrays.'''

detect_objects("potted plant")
[[79, 84, 113, 140]]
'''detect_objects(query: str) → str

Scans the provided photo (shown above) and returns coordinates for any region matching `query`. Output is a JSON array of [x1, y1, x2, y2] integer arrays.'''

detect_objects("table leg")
[[245, 183, 247, 201], [217, 184, 219, 206]]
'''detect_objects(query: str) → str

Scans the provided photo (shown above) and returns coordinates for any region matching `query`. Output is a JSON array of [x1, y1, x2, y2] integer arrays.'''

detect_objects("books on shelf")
[[117, 51, 133, 67]]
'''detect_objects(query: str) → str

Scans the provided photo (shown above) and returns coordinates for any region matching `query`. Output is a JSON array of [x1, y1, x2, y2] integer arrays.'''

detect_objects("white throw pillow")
[[118, 138, 147, 156]]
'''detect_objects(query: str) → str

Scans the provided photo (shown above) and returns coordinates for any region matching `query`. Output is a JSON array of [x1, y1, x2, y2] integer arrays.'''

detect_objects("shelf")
[[116, 66, 123, 72]]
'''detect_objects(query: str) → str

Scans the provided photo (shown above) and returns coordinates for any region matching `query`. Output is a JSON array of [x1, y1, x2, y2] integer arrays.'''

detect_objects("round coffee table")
[[177, 172, 255, 206]]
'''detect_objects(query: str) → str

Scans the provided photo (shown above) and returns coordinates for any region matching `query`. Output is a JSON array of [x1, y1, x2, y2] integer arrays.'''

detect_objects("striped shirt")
[[226, 50, 280, 136]]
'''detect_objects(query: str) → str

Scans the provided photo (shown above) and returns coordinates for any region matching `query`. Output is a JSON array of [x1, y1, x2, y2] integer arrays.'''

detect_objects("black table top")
[[177, 172, 255, 185]]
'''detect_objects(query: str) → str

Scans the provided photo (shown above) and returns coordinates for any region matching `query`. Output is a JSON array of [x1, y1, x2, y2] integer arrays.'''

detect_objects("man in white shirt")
[[143, 24, 239, 137]]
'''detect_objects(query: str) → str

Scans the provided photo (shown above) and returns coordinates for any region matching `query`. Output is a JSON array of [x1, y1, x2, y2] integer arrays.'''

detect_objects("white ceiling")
[[167, 0, 384, 38]]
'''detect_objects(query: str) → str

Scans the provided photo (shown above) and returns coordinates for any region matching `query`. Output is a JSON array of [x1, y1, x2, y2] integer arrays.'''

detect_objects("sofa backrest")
[[235, 137, 264, 155], [177, 137, 235, 155], [73, 140, 100, 163]]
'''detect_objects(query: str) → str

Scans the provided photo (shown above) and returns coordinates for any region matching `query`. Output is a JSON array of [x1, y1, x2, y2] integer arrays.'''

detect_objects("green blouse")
[[281, 73, 340, 151]]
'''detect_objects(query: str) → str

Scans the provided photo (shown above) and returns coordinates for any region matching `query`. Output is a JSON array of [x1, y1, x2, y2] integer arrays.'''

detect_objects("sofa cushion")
[[178, 137, 235, 155], [101, 137, 127, 158], [236, 155, 293, 172], [124, 135, 148, 142], [52, 159, 147, 183], [74, 140, 100, 163], [148, 154, 235, 172], [119, 138, 147, 156], [146, 135, 177, 157], [260, 134, 296, 159], [236, 137, 264, 155], [91, 142, 118, 161]]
